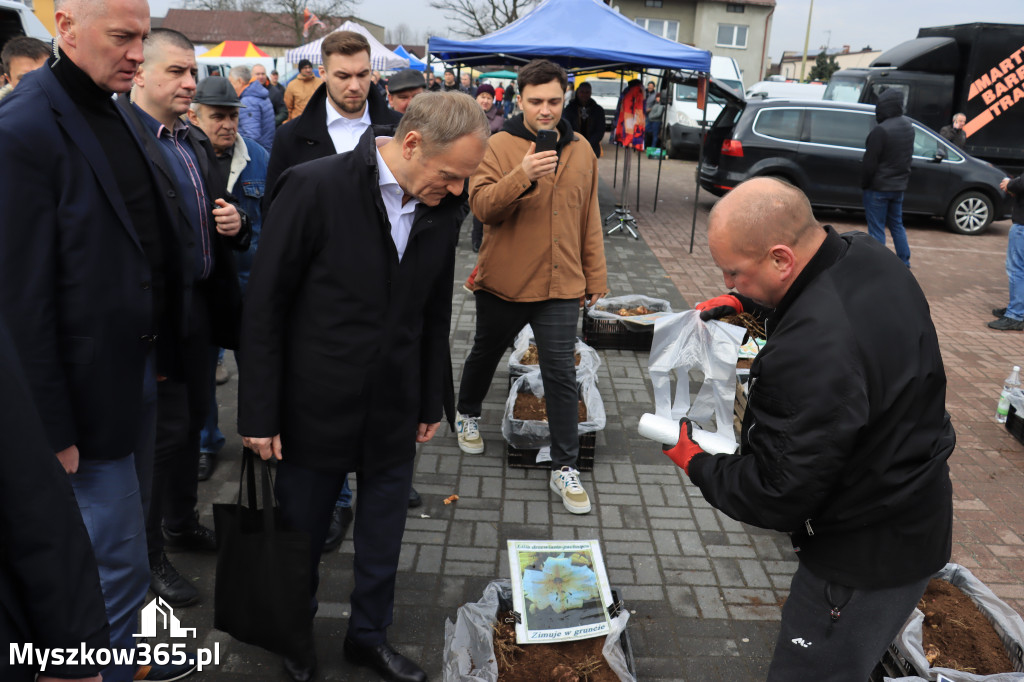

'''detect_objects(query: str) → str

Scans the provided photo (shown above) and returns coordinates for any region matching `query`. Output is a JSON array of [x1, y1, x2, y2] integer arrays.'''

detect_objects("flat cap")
[[388, 69, 426, 94], [194, 76, 245, 107]]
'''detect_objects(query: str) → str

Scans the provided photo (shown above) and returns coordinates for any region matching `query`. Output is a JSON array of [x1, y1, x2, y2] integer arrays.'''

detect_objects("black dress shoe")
[[197, 452, 216, 481], [408, 487, 423, 509], [163, 522, 217, 552], [343, 638, 425, 682], [283, 651, 317, 682], [150, 552, 199, 607], [322, 506, 353, 553], [994, 307, 1008, 318]]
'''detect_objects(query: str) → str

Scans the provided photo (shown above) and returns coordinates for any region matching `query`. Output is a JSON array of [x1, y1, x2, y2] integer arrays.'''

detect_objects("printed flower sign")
[[508, 539, 614, 644]]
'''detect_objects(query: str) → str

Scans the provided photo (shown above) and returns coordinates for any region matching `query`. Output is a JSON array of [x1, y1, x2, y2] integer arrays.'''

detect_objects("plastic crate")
[[582, 314, 654, 351], [507, 431, 596, 471], [1007, 405, 1024, 445]]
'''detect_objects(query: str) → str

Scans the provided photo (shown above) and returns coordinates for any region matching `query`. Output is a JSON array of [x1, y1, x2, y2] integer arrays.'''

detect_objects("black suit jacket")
[[0, 66, 156, 460], [118, 97, 250, 352], [264, 82, 403, 201], [0, 316, 109, 681], [239, 129, 461, 473]]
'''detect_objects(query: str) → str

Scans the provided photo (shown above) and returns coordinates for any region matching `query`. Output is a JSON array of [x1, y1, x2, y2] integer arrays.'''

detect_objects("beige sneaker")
[[456, 411, 485, 454], [550, 466, 591, 514]]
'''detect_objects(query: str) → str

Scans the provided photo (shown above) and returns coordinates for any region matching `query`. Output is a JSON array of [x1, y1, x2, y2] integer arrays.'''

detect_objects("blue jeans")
[[199, 346, 226, 455], [1006, 223, 1024, 320], [862, 190, 911, 267], [71, 454, 150, 682]]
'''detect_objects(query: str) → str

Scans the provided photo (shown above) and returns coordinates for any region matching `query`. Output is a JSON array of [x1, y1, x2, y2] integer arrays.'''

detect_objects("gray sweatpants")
[[766, 561, 930, 682]]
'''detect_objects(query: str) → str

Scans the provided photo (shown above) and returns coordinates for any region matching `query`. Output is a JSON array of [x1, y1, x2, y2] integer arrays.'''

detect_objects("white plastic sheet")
[[441, 579, 635, 682], [647, 310, 746, 454], [586, 295, 673, 330], [508, 329, 601, 381], [502, 371, 606, 449], [886, 563, 1024, 682]]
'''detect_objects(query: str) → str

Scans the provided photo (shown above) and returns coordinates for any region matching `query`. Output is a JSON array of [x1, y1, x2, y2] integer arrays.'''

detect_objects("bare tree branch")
[[244, 0, 362, 45], [428, 0, 538, 38]]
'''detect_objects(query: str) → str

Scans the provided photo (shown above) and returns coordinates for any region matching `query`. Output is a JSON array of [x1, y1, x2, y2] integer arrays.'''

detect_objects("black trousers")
[[457, 291, 580, 469], [147, 293, 211, 562], [766, 561, 930, 681], [275, 457, 415, 647]]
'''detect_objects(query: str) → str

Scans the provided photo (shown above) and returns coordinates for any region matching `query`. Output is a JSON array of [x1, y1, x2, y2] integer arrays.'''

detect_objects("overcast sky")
[[148, 0, 1021, 62]]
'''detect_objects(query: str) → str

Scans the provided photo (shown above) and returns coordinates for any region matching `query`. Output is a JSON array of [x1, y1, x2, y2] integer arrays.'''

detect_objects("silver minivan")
[[0, 1, 51, 53]]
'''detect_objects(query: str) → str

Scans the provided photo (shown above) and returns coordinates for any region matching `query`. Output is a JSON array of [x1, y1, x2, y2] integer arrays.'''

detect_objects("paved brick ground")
[[167, 141, 1024, 681]]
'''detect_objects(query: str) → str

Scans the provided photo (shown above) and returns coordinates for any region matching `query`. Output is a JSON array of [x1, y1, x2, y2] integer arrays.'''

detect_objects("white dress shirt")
[[375, 137, 419, 261], [326, 99, 372, 153]]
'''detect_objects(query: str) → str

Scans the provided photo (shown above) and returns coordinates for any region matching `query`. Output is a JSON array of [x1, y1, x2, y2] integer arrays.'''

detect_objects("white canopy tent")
[[285, 21, 409, 70]]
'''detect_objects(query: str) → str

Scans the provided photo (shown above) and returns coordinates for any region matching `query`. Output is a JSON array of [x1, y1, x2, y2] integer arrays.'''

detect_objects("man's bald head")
[[54, 0, 148, 93], [55, 0, 108, 22], [708, 177, 820, 258], [707, 178, 825, 308]]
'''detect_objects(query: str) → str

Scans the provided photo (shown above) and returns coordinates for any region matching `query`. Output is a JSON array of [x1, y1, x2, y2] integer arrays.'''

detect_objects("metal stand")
[[605, 148, 639, 239]]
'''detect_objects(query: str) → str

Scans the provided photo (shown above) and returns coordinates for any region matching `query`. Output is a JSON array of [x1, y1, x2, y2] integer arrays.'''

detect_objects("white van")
[[0, 0, 52, 53], [664, 55, 743, 157], [745, 80, 826, 101]]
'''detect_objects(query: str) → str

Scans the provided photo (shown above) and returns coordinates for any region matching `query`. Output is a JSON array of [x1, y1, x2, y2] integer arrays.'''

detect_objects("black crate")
[[582, 314, 654, 351], [507, 432, 596, 471], [1007, 405, 1024, 445]]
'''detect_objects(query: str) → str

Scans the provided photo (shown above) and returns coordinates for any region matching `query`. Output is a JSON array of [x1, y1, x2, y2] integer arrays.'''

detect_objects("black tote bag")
[[213, 448, 312, 660]]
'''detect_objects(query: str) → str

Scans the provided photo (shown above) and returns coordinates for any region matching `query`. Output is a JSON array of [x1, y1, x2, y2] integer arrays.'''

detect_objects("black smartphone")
[[535, 129, 558, 153]]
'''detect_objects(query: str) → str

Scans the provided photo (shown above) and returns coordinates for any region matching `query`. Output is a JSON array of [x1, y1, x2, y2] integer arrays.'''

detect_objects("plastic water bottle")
[[996, 365, 1021, 423]]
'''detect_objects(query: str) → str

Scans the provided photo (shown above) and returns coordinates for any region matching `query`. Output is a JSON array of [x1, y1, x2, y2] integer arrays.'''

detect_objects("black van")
[[699, 97, 1011, 235]]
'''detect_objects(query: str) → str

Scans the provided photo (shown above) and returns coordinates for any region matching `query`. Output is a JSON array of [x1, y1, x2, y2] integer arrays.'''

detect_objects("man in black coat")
[[239, 92, 488, 682], [264, 31, 415, 554], [0, 1, 173, 679], [0, 315, 109, 682], [672, 178, 954, 681], [264, 31, 402, 200], [861, 88, 914, 267], [563, 81, 606, 157], [939, 112, 967, 149], [119, 28, 250, 609]]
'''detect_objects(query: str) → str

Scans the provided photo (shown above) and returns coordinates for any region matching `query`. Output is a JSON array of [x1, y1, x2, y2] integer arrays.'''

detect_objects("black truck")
[[823, 23, 1024, 174]]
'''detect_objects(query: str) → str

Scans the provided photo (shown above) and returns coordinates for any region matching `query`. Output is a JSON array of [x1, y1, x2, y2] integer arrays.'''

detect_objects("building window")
[[635, 17, 680, 41], [727, 3, 745, 12], [645, 0, 663, 6], [717, 24, 748, 49]]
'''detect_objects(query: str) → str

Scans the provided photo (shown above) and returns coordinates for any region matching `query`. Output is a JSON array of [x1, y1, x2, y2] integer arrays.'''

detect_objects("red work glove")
[[695, 294, 742, 321], [662, 419, 706, 475]]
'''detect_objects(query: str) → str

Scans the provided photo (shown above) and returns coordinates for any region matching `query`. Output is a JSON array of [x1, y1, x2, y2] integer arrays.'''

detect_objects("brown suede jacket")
[[468, 116, 607, 302]]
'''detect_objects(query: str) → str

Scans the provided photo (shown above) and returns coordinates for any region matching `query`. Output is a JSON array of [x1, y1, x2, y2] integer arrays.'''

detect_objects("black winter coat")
[[563, 97, 606, 158], [690, 228, 954, 589], [0, 316, 109, 680], [238, 129, 460, 473], [861, 89, 914, 191], [265, 82, 402, 201]]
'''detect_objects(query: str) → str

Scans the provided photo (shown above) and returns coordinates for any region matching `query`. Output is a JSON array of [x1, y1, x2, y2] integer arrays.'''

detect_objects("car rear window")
[[805, 109, 872, 149], [753, 108, 802, 141]]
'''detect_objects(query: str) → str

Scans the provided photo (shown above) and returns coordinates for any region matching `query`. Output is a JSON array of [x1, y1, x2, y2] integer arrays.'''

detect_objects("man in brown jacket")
[[458, 59, 607, 514], [284, 59, 321, 121]]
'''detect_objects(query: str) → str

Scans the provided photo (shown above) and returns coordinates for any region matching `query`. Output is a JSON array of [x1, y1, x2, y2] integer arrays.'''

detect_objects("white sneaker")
[[455, 411, 485, 454], [550, 466, 591, 514]]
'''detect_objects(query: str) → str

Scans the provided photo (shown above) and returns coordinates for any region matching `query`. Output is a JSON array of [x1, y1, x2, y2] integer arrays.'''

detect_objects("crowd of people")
[[0, 1, 980, 681]]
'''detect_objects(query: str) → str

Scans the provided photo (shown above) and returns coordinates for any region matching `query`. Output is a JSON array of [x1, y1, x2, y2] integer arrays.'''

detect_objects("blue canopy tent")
[[428, 0, 712, 239], [428, 0, 710, 72], [393, 45, 427, 71]]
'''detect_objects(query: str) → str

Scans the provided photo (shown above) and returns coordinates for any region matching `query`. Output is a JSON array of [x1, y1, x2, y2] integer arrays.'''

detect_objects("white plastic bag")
[[441, 579, 636, 682], [502, 371, 606, 449], [647, 310, 746, 454], [886, 563, 1024, 682], [586, 295, 673, 330], [508, 335, 601, 382]]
